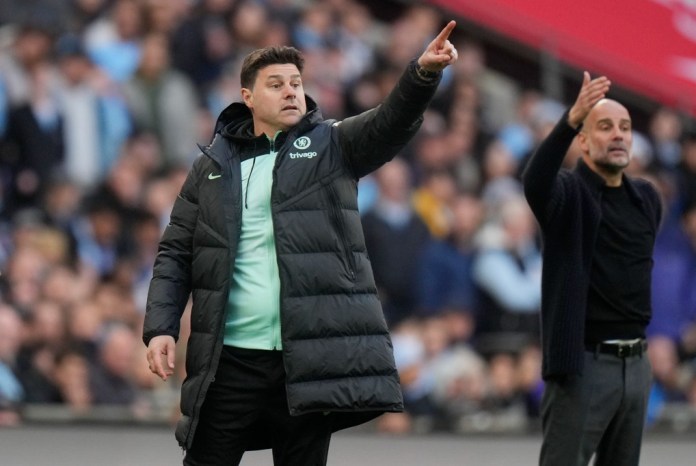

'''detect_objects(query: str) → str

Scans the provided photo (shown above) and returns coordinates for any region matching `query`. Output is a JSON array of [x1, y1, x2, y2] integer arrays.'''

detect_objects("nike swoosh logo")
[[208, 173, 222, 180]]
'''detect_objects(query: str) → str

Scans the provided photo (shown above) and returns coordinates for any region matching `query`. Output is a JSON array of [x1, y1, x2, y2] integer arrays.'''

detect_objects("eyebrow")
[[596, 118, 632, 125], [266, 74, 302, 81]]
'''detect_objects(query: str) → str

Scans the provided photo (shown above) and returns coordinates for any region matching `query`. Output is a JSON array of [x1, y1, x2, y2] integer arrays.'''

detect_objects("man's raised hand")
[[568, 71, 611, 129], [417, 20, 458, 72]]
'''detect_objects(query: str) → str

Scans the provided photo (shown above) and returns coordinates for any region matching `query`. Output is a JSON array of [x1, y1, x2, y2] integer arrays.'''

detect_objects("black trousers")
[[539, 350, 652, 466], [184, 346, 333, 466]]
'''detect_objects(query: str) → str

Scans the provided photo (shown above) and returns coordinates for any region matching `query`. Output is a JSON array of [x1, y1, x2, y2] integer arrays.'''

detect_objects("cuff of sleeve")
[[564, 109, 583, 133], [412, 60, 441, 82]]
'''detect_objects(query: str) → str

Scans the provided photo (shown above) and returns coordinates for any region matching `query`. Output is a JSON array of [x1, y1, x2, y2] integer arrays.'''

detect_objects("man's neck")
[[252, 126, 283, 139], [583, 156, 623, 187], [602, 172, 622, 187]]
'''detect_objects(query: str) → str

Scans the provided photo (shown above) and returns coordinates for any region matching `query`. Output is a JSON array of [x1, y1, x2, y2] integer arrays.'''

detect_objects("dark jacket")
[[143, 60, 440, 449], [522, 112, 662, 380]]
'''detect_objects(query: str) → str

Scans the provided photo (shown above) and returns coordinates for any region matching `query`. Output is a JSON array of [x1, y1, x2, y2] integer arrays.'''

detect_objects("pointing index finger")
[[434, 20, 456, 46]]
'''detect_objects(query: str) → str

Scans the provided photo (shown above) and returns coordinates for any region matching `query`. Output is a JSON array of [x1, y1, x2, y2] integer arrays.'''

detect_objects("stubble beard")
[[595, 152, 629, 175]]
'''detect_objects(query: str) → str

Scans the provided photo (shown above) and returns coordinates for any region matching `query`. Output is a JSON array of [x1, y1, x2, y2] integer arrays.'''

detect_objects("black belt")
[[587, 340, 647, 358]]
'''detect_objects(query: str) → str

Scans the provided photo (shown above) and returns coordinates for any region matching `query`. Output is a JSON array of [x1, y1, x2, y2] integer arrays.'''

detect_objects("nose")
[[284, 83, 296, 99]]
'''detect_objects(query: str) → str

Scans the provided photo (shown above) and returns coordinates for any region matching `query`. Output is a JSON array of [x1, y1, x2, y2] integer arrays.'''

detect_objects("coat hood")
[[213, 95, 321, 141]]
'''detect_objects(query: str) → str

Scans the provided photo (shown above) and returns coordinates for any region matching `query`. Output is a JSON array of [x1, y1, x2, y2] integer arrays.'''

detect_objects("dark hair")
[[240, 46, 304, 89]]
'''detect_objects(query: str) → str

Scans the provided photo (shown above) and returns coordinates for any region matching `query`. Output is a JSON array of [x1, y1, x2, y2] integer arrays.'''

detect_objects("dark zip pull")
[[244, 157, 256, 209]]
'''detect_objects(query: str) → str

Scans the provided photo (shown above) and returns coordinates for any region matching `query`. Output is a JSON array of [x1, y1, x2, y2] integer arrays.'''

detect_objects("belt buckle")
[[617, 344, 630, 358]]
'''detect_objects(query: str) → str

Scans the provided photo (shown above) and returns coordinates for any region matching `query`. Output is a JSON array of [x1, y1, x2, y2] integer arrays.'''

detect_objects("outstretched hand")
[[568, 71, 611, 129], [417, 20, 458, 72]]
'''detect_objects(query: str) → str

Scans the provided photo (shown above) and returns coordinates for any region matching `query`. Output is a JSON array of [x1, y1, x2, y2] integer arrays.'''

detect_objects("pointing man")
[[144, 21, 459, 466]]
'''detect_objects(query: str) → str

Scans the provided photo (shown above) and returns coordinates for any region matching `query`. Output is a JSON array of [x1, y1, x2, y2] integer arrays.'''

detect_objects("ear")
[[577, 131, 588, 154], [241, 88, 253, 109]]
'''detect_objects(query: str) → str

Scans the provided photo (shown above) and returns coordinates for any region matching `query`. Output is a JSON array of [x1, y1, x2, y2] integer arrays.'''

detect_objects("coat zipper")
[[268, 133, 282, 350]]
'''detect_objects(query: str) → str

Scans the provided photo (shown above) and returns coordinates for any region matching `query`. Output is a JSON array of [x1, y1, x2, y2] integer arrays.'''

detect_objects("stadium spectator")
[[417, 193, 484, 323], [83, 0, 145, 83], [53, 345, 92, 412], [412, 168, 458, 238], [15, 300, 67, 403], [0, 304, 24, 425], [55, 32, 131, 187], [90, 322, 139, 405], [648, 106, 683, 171], [362, 157, 431, 326], [0, 22, 64, 218], [676, 134, 696, 211], [472, 195, 541, 353], [169, 0, 237, 93], [650, 203, 696, 354], [122, 33, 198, 168]]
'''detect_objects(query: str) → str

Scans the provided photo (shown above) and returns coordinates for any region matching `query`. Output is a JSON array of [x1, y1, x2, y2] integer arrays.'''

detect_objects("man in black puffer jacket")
[[143, 21, 459, 466]]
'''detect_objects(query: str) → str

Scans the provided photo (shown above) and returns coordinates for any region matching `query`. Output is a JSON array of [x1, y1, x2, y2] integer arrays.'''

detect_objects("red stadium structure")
[[428, 0, 696, 116]]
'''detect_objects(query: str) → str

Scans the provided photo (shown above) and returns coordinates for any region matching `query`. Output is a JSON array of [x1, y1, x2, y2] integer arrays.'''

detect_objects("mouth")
[[282, 105, 299, 112], [608, 146, 627, 155]]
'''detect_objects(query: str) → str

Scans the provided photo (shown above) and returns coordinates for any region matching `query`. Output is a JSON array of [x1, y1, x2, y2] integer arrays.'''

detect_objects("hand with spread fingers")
[[417, 20, 458, 72], [568, 71, 611, 129]]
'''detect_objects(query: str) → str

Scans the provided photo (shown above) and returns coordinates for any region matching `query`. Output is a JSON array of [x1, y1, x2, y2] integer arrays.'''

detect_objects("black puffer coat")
[[143, 60, 440, 449]]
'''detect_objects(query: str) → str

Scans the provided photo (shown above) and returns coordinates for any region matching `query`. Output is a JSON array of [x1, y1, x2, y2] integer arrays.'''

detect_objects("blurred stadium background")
[[1, 0, 695, 461]]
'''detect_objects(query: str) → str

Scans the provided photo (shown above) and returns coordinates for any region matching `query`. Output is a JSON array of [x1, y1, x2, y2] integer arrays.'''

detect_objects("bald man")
[[522, 73, 662, 466]]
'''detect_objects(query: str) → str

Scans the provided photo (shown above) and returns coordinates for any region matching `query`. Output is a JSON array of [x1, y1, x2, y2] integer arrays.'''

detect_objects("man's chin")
[[280, 115, 303, 127], [597, 160, 629, 174]]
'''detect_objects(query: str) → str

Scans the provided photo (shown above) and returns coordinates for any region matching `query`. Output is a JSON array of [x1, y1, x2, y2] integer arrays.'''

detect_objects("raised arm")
[[522, 72, 610, 220], [337, 21, 458, 178]]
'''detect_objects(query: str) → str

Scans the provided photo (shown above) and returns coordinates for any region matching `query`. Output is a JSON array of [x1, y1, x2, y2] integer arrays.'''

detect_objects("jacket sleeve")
[[521, 110, 578, 225], [336, 59, 441, 178], [142, 159, 201, 346]]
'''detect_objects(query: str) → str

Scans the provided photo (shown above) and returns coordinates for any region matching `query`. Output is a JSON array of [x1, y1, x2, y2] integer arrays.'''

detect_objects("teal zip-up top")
[[224, 133, 282, 349]]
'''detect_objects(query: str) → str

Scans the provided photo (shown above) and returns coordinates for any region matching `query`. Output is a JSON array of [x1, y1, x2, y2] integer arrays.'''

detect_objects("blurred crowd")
[[0, 0, 695, 434]]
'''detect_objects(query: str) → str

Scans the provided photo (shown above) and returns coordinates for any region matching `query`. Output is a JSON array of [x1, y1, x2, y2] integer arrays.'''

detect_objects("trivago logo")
[[289, 151, 318, 159]]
